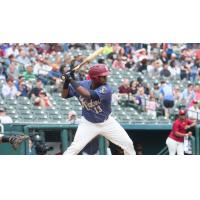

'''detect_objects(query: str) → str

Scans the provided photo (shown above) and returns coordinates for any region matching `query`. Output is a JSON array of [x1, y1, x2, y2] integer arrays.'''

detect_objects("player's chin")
[[101, 80, 107, 85]]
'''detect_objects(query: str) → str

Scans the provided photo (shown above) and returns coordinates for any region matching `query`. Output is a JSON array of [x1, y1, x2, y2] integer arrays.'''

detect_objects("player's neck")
[[91, 82, 101, 89]]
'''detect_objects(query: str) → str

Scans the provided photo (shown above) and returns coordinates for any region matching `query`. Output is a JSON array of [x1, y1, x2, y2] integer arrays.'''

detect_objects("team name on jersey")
[[79, 96, 103, 114]]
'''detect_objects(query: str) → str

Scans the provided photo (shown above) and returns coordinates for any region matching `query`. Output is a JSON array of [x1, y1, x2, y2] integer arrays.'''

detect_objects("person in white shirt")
[[0, 107, 13, 124], [188, 99, 200, 120], [1, 77, 18, 98]]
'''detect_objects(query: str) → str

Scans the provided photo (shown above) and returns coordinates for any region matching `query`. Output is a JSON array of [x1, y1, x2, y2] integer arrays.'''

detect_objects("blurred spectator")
[[16, 48, 30, 66], [103, 43, 113, 56], [4, 44, 19, 57], [15, 76, 29, 97], [194, 83, 200, 101], [180, 61, 190, 80], [146, 93, 158, 118], [160, 50, 168, 63], [125, 56, 135, 69], [159, 80, 174, 119], [173, 85, 182, 105], [66, 110, 80, 124], [112, 55, 126, 69], [134, 86, 148, 111], [136, 56, 148, 72], [23, 65, 36, 81], [1, 76, 18, 98], [160, 62, 171, 78], [35, 91, 52, 108], [33, 56, 52, 84], [129, 80, 138, 95], [188, 99, 200, 120], [0, 107, 13, 123], [118, 78, 132, 94], [189, 59, 198, 83], [147, 59, 162, 77], [28, 46, 37, 64], [152, 80, 160, 101], [7, 63, 19, 80], [28, 79, 43, 98], [181, 83, 195, 107], [48, 63, 62, 85]]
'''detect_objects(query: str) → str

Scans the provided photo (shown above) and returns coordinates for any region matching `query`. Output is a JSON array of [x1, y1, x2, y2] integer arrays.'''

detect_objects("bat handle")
[[61, 70, 71, 81], [61, 70, 76, 81]]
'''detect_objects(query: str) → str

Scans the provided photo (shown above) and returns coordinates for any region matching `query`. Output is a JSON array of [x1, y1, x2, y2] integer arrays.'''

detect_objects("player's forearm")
[[75, 86, 91, 98], [62, 89, 69, 98], [62, 80, 70, 98], [174, 131, 188, 137], [70, 80, 91, 98], [190, 122, 196, 127]]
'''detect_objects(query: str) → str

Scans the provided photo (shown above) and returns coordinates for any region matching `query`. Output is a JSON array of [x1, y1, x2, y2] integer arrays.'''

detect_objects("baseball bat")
[[61, 47, 104, 80]]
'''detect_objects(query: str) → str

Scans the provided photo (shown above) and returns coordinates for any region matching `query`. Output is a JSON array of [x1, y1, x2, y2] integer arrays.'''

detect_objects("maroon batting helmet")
[[89, 64, 109, 83]]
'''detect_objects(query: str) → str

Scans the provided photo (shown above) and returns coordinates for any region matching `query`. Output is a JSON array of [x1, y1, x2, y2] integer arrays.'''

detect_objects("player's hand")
[[185, 125, 191, 130], [187, 131, 192, 136], [61, 70, 75, 81], [62, 71, 75, 89]]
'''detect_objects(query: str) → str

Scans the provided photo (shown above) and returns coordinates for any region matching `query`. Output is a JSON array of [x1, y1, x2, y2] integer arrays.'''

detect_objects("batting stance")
[[62, 64, 136, 155]]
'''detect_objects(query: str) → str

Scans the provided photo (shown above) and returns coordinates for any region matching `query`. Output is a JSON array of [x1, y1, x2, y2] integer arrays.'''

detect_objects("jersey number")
[[94, 105, 102, 114]]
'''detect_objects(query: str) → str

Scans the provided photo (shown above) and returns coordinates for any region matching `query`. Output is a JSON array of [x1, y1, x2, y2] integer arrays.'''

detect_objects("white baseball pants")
[[63, 116, 136, 155], [166, 137, 184, 155]]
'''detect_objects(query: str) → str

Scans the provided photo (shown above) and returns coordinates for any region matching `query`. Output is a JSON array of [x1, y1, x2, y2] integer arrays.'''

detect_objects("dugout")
[[0, 123, 197, 155]]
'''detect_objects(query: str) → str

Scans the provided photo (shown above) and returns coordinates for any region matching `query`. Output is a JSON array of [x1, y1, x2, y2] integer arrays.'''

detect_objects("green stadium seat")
[[21, 115, 34, 123], [35, 114, 49, 123], [5, 98, 18, 106]]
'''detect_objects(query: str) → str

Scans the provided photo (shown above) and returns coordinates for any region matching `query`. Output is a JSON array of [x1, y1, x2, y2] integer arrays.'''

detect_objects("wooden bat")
[[72, 47, 104, 72], [61, 47, 104, 80]]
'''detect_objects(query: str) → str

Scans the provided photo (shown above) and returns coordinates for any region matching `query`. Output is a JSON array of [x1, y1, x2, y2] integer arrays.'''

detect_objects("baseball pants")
[[166, 137, 184, 155], [63, 116, 136, 155]]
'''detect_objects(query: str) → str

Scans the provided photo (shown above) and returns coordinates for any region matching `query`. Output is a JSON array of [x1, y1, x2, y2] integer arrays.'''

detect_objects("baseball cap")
[[154, 80, 159, 85], [179, 109, 187, 115], [193, 99, 198, 104]]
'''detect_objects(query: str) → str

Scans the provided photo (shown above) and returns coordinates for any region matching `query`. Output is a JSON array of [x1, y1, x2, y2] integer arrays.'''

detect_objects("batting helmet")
[[89, 64, 109, 80]]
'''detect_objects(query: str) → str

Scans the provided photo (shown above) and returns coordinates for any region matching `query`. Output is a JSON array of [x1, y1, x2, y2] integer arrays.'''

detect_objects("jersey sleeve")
[[186, 119, 194, 125]]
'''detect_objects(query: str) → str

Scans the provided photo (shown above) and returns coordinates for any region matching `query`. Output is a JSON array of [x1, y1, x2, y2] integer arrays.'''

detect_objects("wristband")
[[71, 80, 81, 89]]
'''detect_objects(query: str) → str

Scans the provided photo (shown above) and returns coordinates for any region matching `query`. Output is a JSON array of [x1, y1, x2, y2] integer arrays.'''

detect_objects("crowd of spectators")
[[1, 43, 200, 122]]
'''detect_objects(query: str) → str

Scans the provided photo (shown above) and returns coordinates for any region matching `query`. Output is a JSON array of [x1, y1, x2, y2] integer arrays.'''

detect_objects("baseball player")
[[0, 134, 29, 150], [62, 64, 136, 155], [166, 109, 196, 155]]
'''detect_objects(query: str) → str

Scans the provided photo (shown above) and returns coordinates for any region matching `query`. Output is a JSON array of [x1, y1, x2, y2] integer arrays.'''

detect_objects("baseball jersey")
[[169, 118, 193, 142], [66, 80, 112, 123]]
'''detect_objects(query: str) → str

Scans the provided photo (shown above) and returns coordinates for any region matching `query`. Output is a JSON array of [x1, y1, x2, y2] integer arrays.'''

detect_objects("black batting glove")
[[61, 70, 75, 81], [62, 71, 75, 89]]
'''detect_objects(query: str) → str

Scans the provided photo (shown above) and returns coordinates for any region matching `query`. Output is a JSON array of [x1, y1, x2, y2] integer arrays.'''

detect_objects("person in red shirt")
[[166, 109, 196, 155], [118, 78, 132, 94]]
